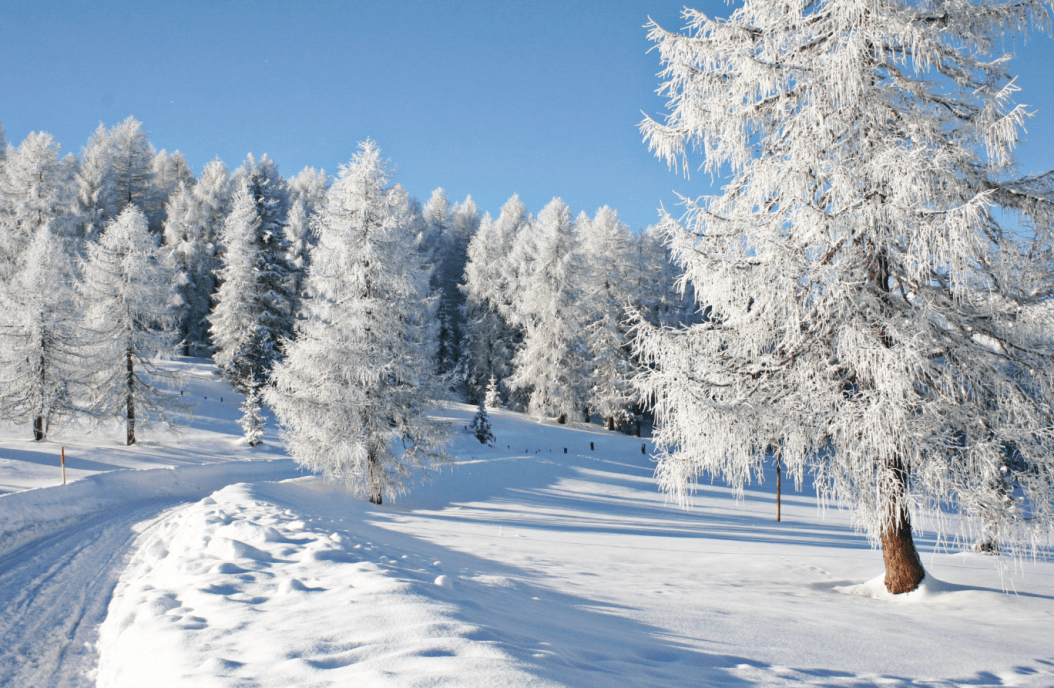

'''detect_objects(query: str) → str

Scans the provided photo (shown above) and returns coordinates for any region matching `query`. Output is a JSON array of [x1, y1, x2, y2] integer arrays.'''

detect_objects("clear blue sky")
[[3, 0, 1053, 231]]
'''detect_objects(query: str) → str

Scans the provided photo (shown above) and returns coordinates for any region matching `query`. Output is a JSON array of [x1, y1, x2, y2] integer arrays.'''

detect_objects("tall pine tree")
[[266, 141, 447, 504]]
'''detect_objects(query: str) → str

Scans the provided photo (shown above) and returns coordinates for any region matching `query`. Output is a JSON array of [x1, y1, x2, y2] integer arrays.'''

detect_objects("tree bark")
[[368, 449, 382, 505], [35, 352, 46, 441], [606, 417, 615, 431], [880, 457, 925, 593], [126, 348, 136, 446], [557, 413, 566, 425]]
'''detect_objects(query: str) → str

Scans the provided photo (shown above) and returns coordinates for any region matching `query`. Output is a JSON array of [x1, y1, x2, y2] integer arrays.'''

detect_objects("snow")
[[1, 358, 1053, 687]]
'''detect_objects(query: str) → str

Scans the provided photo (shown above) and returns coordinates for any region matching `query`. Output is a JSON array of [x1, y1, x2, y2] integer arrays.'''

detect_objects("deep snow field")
[[1, 359, 1053, 687]]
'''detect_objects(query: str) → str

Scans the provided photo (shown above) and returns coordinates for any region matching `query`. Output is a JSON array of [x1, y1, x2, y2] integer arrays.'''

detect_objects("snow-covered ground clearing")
[[94, 403, 1054, 688]]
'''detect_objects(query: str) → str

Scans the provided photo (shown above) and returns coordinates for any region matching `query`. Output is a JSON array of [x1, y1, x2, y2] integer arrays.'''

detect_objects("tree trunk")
[[880, 457, 924, 594], [126, 348, 136, 446], [35, 351, 47, 441], [368, 449, 382, 505], [606, 417, 615, 431], [557, 413, 566, 425]]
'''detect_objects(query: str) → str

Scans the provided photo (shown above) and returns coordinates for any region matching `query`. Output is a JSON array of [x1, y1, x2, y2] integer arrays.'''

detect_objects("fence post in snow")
[[61, 447, 66, 485]]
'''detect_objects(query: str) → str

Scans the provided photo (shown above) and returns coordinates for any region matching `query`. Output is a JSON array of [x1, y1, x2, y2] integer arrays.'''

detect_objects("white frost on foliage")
[[265, 140, 448, 502], [635, 0, 1054, 556]]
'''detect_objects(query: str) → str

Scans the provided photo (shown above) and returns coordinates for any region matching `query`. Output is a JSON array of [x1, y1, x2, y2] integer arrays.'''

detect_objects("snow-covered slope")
[[2, 359, 1053, 687]]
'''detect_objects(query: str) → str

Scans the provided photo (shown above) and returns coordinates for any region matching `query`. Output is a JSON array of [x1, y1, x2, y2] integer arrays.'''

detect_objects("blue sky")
[[3, 0, 1053, 231]]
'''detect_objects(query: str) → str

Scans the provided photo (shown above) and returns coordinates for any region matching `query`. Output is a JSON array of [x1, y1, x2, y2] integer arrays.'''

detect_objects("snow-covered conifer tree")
[[80, 206, 184, 445], [75, 124, 115, 242], [106, 117, 158, 227], [469, 399, 494, 446], [0, 132, 74, 279], [579, 206, 636, 430], [209, 162, 295, 443], [460, 205, 522, 403], [284, 167, 328, 315], [0, 119, 7, 170], [635, 0, 1054, 593], [150, 149, 194, 232], [484, 375, 502, 409], [163, 160, 230, 355], [0, 224, 84, 439], [507, 198, 590, 422], [266, 140, 447, 504]]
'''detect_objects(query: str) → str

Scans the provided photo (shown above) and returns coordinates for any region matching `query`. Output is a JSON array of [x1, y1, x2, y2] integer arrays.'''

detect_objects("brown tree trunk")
[[368, 449, 382, 505], [35, 352, 47, 441], [880, 457, 924, 594], [126, 348, 136, 446], [605, 417, 615, 431], [557, 413, 566, 425]]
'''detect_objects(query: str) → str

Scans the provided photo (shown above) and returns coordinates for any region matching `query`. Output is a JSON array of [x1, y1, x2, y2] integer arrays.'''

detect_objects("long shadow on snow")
[[389, 446, 940, 554], [252, 479, 805, 688]]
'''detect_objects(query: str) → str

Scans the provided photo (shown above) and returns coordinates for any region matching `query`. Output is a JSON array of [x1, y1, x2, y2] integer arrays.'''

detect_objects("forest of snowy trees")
[[0, 116, 694, 458], [4, 0, 1054, 597]]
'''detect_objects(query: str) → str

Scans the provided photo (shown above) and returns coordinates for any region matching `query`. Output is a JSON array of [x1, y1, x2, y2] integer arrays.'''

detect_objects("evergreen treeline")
[[0, 117, 695, 452]]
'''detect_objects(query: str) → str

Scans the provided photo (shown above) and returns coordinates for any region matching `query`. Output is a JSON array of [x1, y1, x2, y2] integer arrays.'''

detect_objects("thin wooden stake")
[[776, 456, 782, 522], [61, 447, 67, 486]]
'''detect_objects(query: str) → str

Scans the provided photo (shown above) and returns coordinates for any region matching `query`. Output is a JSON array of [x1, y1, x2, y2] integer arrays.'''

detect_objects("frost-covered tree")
[[0, 224, 84, 440], [0, 132, 74, 279], [507, 198, 590, 422], [266, 140, 447, 504], [284, 167, 328, 314], [469, 398, 495, 446], [75, 118, 159, 239], [210, 164, 295, 443], [75, 124, 115, 241], [163, 160, 230, 355], [635, 0, 1054, 594], [631, 225, 698, 329], [460, 201, 524, 403], [578, 207, 636, 430], [150, 149, 194, 231], [80, 206, 184, 445], [0, 119, 8, 171]]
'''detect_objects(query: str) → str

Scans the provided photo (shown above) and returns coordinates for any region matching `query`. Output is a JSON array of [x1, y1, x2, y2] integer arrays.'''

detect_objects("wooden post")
[[61, 447, 66, 485], [776, 456, 782, 522]]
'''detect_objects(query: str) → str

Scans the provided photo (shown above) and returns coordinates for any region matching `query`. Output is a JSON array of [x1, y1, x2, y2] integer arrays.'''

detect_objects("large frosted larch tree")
[[266, 140, 447, 505], [209, 158, 295, 445], [163, 160, 230, 356], [0, 224, 84, 440], [635, 0, 1054, 594], [507, 198, 590, 423], [80, 206, 184, 445], [578, 206, 636, 430]]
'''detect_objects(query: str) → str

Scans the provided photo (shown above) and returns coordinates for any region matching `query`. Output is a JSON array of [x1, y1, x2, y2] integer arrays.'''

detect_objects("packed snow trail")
[[0, 500, 182, 687], [0, 456, 299, 687]]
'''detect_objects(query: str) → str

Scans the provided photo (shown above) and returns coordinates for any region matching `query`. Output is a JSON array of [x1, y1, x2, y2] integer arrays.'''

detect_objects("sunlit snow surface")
[[1, 358, 1053, 687]]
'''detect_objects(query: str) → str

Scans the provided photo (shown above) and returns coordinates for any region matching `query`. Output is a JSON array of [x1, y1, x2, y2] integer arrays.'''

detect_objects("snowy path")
[[0, 499, 182, 687]]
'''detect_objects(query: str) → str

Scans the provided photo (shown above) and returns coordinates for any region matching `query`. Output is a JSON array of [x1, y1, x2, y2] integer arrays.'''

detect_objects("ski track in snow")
[[0, 500, 181, 688]]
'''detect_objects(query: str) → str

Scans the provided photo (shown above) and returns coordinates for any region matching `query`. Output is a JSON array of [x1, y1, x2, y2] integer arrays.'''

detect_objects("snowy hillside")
[[1, 359, 1053, 687]]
